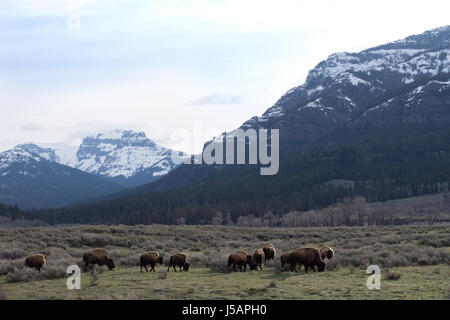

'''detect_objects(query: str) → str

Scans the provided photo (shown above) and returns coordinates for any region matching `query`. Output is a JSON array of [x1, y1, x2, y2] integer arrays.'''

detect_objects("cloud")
[[21, 123, 43, 132], [188, 94, 242, 106]]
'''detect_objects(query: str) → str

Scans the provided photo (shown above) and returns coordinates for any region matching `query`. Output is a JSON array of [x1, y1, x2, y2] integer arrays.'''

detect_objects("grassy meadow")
[[0, 224, 449, 300]]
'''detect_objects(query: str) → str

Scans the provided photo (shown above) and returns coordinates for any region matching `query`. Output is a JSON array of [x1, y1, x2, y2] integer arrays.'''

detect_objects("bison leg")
[[259, 264, 263, 271], [167, 264, 171, 272], [173, 265, 177, 272], [233, 263, 237, 272], [150, 263, 155, 272]]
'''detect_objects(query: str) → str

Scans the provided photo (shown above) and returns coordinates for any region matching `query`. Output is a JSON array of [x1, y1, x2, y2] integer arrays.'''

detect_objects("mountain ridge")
[[11, 25, 450, 223], [0, 145, 124, 209]]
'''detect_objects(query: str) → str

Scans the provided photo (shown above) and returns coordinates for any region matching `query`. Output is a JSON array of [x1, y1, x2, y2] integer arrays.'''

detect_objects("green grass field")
[[1, 265, 449, 300], [0, 224, 449, 300]]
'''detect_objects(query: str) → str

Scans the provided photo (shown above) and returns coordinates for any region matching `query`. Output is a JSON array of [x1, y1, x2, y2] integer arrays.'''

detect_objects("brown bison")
[[290, 248, 326, 273], [140, 251, 163, 273], [262, 244, 276, 265], [25, 254, 46, 271], [167, 253, 190, 272], [320, 246, 334, 260], [280, 252, 293, 271], [83, 249, 115, 272], [250, 248, 265, 271], [228, 250, 252, 272]]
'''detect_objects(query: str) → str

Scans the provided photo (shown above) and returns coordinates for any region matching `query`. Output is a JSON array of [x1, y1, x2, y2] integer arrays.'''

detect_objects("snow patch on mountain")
[[75, 129, 184, 180], [0, 146, 42, 170], [299, 98, 334, 111], [336, 72, 370, 86]]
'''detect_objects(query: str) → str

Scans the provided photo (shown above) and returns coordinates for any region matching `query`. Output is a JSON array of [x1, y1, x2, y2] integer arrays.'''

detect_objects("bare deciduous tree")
[[211, 211, 223, 225], [354, 196, 367, 226], [338, 198, 353, 226], [426, 207, 440, 225]]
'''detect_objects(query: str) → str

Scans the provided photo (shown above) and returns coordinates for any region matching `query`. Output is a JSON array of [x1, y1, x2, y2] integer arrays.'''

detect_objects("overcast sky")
[[1, 0, 449, 154]]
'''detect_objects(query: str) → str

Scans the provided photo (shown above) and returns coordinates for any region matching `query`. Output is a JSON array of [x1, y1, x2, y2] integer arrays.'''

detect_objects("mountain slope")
[[230, 26, 450, 152], [0, 145, 124, 209], [24, 26, 450, 224]]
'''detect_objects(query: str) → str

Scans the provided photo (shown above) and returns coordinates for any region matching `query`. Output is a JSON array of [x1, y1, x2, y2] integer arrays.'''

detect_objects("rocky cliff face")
[[74, 129, 185, 187]]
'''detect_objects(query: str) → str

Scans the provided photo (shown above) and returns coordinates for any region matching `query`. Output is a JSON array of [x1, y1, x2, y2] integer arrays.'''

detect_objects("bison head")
[[325, 248, 334, 259], [106, 258, 115, 270], [183, 262, 190, 271], [317, 260, 326, 272], [246, 255, 252, 266], [157, 256, 164, 265]]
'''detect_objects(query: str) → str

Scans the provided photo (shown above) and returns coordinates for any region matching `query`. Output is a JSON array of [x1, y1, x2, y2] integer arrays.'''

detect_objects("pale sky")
[[1, 0, 449, 154]]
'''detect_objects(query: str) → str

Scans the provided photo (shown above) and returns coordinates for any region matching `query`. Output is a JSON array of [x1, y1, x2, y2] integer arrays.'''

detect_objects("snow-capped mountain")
[[225, 25, 450, 152], [73, 129, 185, 187], [0, 145, 123, 209], [2, 130, 185, 192]]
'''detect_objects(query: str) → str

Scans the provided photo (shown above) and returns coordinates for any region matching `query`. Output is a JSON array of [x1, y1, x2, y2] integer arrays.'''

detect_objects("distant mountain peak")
[[75, 129, 184, 186], [0, 144, 123, 210], [0, 129, 184, 188], [0, 145, 43, 171], [16, 143, 58, 162]]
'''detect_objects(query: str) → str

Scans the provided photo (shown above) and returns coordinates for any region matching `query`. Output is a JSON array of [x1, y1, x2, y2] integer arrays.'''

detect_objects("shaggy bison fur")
[[25, 254, 46, 271], [262, 244, 276, 265], [290, 248, 326, 273], [140, 251, 163, 272], [228, 250, 252, 272], [83, 249, 115, 272], [167, 253, 190, 272], [320, 246, 334, 260], [250, 248, 265, 271], [280, 252, 293, 270]]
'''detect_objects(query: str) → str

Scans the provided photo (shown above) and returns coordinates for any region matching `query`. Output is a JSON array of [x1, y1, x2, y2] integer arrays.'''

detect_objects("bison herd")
[[229, 244, 334, 273], [23, 244, 334, 275]]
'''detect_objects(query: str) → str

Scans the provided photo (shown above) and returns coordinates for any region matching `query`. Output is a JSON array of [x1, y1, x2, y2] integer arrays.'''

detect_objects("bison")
[[167, 253, 190, 272], [290, 248, 326, 273], [320, 246, 334, 260], [228, 250, 252, 272], [25, 254, 47, 271], [262, 244, 276, 265], [250, 248, 265, 271], [280, 252, 293, 271], [140, 251, 163, 273], [83, 249, 115, 272]]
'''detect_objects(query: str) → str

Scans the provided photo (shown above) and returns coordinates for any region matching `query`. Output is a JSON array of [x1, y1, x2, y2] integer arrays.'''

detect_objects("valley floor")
[[0, 265, 449, 300], [0, 224, 449, 300]]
